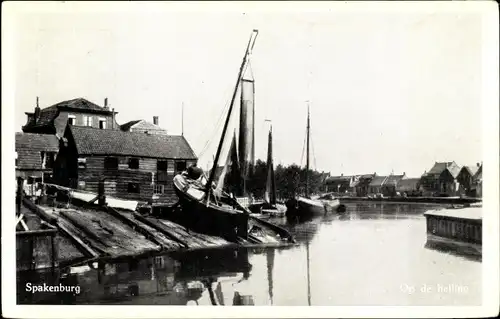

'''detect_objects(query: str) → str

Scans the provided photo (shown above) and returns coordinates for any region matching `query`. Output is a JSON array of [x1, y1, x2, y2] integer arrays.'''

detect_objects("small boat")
[[317, 192, 344, 213], [286, 105, 326, 220], [248, 125, 287, 218]]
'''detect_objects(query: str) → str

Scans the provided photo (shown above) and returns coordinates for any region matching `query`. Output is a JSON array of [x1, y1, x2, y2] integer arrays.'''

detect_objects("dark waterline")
[[17, 203, 481, 306]]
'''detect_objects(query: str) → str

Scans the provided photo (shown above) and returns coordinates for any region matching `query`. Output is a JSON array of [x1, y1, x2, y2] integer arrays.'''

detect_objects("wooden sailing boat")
[[285, 105, 326, 220], [248, 125, 286, 217], [172, 30, 259, 241], [173, 30, 294, 243]]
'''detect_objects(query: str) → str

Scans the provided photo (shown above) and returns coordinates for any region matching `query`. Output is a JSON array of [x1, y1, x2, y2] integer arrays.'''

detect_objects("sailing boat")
[[173, 30, 294, 243], [248, 125, 287, 217], [285, 105, 327, 220]]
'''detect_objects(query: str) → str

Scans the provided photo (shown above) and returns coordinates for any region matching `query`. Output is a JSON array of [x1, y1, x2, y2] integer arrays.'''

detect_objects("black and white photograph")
[[2, 1, 499, 318]]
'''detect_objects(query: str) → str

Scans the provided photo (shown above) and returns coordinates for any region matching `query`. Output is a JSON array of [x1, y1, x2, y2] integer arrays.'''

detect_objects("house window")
[[157, 160, 168, 171], [99, 118, 107, 129], [127, 183, 140, 193], [175, 160, 187, 173], [78, 158, 87, 169], [128, 158, 139, 169], [104, 157, 119, 169], [78, 181, 86, 190], [68, 115, 76, 125], [40, 152, 54, 169], [83, 115, 93, 127], [153, 184, 164, 195], [15, 151, 18, 168]]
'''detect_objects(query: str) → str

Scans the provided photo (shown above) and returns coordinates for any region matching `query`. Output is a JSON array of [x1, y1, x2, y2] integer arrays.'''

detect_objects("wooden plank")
[[132, 212, 189, 248], [56, 220, 100, 258]]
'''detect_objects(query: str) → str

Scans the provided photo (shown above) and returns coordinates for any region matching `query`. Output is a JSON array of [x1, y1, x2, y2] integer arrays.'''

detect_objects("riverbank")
[[338, 196, 481, 205]]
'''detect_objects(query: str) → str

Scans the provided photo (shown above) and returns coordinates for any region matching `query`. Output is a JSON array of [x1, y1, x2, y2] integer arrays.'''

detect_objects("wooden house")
[[15, 132, 59, 196], [381, 173, 406, 197], [22, 97, 120, 136], [395, 178, 422, 196], [472, 164, 482, 198], [420, 161, 461, 196], [457, 163, 481, 196], [54, 126, 197, 203], [368, 175, 388, 195], [324, 174, 356, 194], [355, 173, 375, 197]]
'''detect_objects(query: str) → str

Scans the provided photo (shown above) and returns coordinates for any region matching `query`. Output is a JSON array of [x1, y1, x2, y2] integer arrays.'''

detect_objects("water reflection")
[[17, 203, 481, 306]]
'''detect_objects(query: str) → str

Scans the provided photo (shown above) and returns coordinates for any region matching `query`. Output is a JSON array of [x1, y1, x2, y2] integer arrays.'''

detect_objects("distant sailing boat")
[[248, 125, 287, 217], [285, 105, 327, 220]]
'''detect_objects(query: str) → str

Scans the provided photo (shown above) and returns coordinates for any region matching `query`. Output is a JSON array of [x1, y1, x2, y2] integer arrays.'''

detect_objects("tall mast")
[[205, 30, 259, 196], [305, 103, 310, 198]]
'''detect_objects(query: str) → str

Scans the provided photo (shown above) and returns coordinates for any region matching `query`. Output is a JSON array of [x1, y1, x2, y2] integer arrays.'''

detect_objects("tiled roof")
[[445, 165, 461, 179], [369, 175, 388, 187], [15, 133, 59, 169], [45, 98, 111, 112], [67, 126, 197, 160], [23, 98, 113, 131]]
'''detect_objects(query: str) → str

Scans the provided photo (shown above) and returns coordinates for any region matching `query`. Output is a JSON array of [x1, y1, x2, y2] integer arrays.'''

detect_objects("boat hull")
[[285, 196, 326, 220], [172, 175, 249, 241]]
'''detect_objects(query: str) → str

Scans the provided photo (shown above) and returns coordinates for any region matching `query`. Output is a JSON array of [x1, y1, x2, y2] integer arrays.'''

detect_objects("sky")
[[9, 2, 487, 177]]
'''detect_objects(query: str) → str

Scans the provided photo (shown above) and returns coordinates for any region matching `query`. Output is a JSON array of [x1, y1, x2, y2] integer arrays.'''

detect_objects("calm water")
[[17, 203, 482, 306]]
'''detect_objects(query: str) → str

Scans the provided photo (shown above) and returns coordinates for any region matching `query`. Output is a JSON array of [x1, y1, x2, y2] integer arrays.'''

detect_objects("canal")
[[17, 203, 481, 306]]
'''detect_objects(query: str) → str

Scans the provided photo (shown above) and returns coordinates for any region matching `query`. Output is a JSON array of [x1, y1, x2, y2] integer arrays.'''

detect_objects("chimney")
[[153, 116, 159, 126], [34, 96, 41, 124], [104, 97, 109, 110], [477, 162, 480, 167], [111, 108, 115, 129]]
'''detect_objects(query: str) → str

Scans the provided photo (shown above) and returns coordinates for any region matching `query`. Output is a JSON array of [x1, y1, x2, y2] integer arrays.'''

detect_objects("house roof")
[[120, 120, 167, 135], [461, 165, 480, 177], [120, 120, 142, 131], [15, 132, 59, 170], [369, 175, 388, 187], [23, 98, 114, 132], [67, 126, 197, 160], [444, 165, 461, 179], [325, 175, 352, 184], [384, 174, 405, 186], [425, 161, 458, 175]]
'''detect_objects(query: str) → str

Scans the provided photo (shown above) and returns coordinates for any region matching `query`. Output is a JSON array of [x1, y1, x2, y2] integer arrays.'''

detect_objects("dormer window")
[[68, 115, 76, 126]]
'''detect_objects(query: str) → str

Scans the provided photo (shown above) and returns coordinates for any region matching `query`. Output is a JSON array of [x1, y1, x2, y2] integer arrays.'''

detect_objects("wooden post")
[[98, 178, 106, 206], [17, 177, 24, 214]]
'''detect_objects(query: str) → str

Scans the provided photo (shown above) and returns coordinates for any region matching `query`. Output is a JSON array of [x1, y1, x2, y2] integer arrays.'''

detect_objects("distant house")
[[22, 97, 120, 136], [355, 173, 375, 197], [457, 163, 481, 196], [381, 173, 407, 197], [368, 175, 388, 195], [324, 174, 356, 194], [420, 161, 461, 196], [120, 116, 168, 135], [15, 132, 59, 196], [396, 178, 421, 196], [472, 164, 482, 198], [54, 126, 197, 203]]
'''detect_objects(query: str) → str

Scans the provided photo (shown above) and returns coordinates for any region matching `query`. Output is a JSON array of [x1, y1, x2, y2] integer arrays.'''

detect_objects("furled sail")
[[264, 126, 277, 205], [238, 62, 255, 196]]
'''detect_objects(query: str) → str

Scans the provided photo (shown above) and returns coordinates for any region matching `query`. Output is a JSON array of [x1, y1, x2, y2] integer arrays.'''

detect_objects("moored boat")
[[285, 104, 326, 220]]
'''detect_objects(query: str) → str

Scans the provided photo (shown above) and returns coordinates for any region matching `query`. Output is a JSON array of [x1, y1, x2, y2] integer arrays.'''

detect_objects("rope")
[[310, 130, 317, 171], [300, 126, 307, 168]]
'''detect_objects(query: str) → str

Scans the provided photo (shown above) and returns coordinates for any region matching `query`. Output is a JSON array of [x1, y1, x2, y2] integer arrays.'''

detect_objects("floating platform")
[[423, 207, 482, 258]]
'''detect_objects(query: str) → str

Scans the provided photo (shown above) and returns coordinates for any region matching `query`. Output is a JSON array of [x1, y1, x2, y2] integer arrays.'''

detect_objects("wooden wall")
[[77, 155, 196, 202]]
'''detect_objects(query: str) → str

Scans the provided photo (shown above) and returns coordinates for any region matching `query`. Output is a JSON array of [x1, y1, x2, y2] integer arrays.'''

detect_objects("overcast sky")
[[10, 2, 487, 177]]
